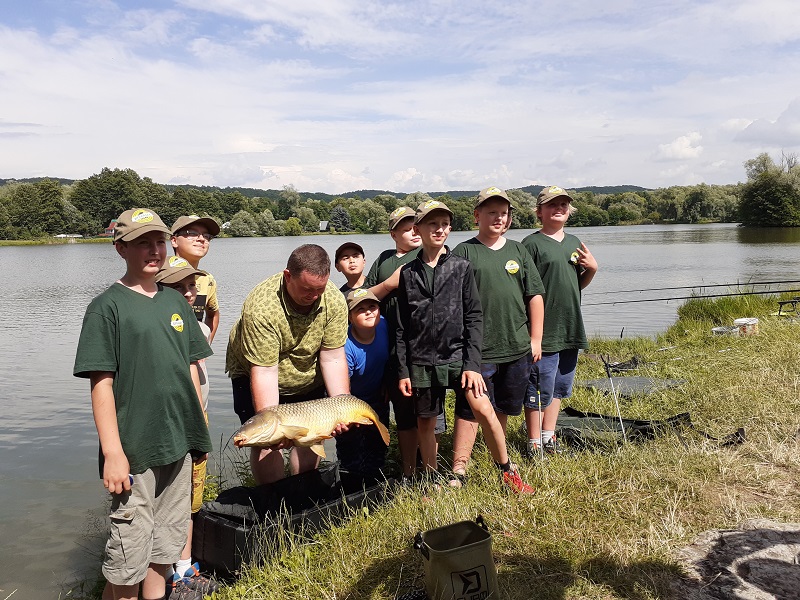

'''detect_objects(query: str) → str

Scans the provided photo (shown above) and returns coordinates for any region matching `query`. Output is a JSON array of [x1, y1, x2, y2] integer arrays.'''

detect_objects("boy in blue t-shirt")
[[336, 288, 391, 479]]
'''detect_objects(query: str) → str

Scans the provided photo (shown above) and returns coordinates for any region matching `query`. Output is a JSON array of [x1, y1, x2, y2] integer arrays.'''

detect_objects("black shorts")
[[232, 376, 326, 424], [457, 352, 532, 421]]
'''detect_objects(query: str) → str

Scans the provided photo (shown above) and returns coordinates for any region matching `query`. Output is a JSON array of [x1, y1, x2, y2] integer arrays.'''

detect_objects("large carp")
[[232, 394, 390, 458]]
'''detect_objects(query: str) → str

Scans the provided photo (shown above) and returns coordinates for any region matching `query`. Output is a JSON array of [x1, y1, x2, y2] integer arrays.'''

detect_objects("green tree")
[[373, 194, 400, 213], [295, 206, 320, 232], [606, 202, 642, 224], [228, 210, 259, 236], [739, 169, 800, 226], [68, 168, 147, 233], [570, 202, 607, 226], [256, 209, 281, 236], [284, 217, 303, 236], [276, 185, 301, 220], [350, 200, 388, 233], [329, 205, 353, 231]]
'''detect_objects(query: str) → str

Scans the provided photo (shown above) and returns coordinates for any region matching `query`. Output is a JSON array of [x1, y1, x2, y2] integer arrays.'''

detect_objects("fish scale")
[[233, 394, 390, 458]]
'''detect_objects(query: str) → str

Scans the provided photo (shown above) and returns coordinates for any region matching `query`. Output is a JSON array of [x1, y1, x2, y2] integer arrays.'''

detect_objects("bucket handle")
[[414, 515, 488, 555], [413, 531, 429, 559]]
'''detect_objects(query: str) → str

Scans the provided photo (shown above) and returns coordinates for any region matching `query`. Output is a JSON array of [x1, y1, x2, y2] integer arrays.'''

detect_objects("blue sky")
[[1, 0, 799, 194]]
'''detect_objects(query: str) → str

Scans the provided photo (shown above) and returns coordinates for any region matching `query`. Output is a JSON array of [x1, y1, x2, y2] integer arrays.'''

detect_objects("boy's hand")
[[103, 451, 131, 495], [576, 242, 597, 272], [461, 370, 487, 397], [531, 339, 542, 362], [399, 378, 413, 397]]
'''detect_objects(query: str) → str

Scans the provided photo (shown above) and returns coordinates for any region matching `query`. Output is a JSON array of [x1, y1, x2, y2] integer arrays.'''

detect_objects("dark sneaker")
[[501, 469, 535, 495], [181, 563, 220, 595]]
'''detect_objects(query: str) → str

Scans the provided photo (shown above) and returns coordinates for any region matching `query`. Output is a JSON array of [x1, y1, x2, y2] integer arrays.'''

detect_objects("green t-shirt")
[[364, 247, 420, 333], [225, 273, 348, 394], [521, 231, 588, 352], [453, 238, 545, 362], [73, 283, 213, 475]]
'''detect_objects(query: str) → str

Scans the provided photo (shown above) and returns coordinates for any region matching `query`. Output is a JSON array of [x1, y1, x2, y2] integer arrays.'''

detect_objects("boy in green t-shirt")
[[74, 209, 212, 600], [395, 200, 534, 493], [452, 187, 544, 480], [363, 206, 423, 478], [521, 186, 598, 456]]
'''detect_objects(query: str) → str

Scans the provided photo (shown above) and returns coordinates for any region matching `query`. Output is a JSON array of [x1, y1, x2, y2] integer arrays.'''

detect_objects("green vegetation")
[[198, 295, 798, 599], [5, 151, 800, 241]]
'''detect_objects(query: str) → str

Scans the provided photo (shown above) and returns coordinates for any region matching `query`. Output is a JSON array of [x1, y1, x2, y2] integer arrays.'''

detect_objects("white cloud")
[[1, 2, 800, 193], [656, 133, 704, 161]]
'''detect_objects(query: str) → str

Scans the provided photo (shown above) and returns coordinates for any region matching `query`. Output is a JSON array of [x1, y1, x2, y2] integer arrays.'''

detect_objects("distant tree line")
[[1, 153, 798, 240]]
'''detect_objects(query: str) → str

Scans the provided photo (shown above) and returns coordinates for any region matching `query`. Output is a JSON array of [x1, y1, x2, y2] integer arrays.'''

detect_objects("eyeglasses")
[[180, 230, 215, 242]]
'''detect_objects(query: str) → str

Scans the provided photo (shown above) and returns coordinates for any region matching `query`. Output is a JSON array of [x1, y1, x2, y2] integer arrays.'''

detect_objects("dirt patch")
[[672, 519, 800, 599]]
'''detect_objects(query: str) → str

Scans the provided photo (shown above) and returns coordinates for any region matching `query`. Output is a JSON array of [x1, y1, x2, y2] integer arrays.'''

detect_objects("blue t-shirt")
[[345, 316, 389, 407]]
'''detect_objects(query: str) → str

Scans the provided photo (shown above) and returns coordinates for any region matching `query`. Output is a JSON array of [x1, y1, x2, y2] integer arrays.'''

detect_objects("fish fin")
[[310, 444, 327, 458], [281, 425, 310, 439], [375, 420, 390, 446]]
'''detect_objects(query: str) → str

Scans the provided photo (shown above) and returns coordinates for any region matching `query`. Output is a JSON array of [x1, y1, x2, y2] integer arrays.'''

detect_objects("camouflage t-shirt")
[[225, 273, 348, 395]]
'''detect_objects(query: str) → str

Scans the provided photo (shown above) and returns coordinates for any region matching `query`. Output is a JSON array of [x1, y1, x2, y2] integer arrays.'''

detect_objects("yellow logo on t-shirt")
[[570, 251, 579, 265], [131, 209, 154, 223], [171, 314, 184, 332], [505, 260, 520, 274]]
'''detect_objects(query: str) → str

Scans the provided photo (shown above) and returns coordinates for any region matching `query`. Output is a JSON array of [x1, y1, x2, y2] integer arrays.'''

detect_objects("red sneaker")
[[502, 469, 535, 495]]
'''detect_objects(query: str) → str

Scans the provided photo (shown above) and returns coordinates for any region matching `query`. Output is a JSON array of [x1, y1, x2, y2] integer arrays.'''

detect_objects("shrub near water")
[[217, 297, 800, 599]]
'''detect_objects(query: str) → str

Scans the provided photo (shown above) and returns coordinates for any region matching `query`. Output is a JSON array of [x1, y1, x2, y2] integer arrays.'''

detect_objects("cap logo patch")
[[548, 186, 564, 194], [505, 260, 520, 274], [171, 314, 184, 332], [353, 288, 368, 298], [390, 207, 406, 218], [131, 209, 154, 223], [486, 187, 502, 196], [423, 200, 441, 209], [168, 256, 190, 268]]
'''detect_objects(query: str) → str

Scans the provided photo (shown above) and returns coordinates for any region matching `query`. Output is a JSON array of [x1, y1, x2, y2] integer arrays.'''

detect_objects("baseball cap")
[[388, 206, 416, 230], [414, 200, 454, 224], [335, 241, 364, 262], [113, 208, 170, 243], [346, 288, 380, 311], [171, 215, 221, 236], [537, 185, 574, 207], [475, 186, 511, 209], [155, 256, 205, 284]]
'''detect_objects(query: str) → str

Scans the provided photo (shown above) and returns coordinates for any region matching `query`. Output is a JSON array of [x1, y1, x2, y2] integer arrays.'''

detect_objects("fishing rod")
[[583, 288, 800, 307], [584, 279, 800, 296]]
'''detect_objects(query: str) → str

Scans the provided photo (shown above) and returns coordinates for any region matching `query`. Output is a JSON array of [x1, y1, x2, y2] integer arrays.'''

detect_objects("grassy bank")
[[0, 237, 111, 246], [66, 294, 800, 599], [208, 294, 800, 600]]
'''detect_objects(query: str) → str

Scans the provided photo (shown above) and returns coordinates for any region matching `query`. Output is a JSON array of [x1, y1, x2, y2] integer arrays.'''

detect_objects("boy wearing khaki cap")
[[171, 215, 221, 343], [74, 209, 212, 600]]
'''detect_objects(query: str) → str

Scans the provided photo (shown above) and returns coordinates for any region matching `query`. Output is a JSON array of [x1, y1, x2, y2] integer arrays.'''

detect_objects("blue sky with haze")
[[1, 0, 799, 193]]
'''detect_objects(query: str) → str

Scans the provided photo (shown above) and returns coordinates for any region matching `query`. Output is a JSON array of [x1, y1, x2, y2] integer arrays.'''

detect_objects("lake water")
[[2, 223, 800, 598]]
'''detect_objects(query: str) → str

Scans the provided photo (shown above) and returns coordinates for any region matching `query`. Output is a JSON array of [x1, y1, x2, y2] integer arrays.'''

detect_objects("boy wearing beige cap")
[[74, 209, 212, 600], [336, 288, 391, 479], [451, 187, 544, 480], [171, 215, 221, 343], [363, 206, 424, 479], [154, 257, 219, 596], [521, 186, 598, 457]]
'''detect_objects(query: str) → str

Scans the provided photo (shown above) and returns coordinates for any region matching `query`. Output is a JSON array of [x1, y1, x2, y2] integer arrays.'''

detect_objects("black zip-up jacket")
[[395, 248, 483, 380]]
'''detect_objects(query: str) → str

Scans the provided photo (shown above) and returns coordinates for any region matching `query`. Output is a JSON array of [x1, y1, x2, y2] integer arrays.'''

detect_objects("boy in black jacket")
[[395, 200, 534, 493]]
